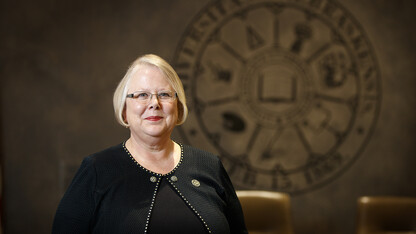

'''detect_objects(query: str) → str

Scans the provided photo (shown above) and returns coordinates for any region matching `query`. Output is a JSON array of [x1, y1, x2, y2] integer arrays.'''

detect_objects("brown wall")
[[1, 0, 415, 233]]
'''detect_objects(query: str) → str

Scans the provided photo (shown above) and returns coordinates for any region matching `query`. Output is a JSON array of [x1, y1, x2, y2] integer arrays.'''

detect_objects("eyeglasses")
[[126, 91, 177, 103]]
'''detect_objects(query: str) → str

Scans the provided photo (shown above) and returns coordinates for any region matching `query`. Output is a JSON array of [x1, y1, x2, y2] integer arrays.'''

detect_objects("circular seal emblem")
[[173, 0, 381, 194]]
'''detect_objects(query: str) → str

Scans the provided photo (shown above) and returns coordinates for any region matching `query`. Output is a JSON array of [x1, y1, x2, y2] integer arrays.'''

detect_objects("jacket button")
[[150, 176, 157, 183], [171, 175, 178, 182], [191, 179, 200, 187]]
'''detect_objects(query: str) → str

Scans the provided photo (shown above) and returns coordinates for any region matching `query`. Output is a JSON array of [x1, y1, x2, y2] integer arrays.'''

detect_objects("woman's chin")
[[142, 127, 170, 138]]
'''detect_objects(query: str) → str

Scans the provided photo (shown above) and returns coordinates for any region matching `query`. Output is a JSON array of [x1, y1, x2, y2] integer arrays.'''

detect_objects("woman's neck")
[[125, 136, 180, 174], [127, 135, 173, 156]]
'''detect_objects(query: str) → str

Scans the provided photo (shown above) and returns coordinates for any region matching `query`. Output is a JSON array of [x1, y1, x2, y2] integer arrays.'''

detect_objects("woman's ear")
[[176, 102, 183, 124], [122, 104, 128, 126]]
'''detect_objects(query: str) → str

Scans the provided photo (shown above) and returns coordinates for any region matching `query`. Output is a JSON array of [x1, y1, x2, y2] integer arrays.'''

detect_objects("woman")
[[52, 54, 248, 233]]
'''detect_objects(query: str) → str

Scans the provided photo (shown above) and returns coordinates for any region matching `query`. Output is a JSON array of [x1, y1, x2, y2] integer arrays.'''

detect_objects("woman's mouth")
[[145, 116, 163, 121]]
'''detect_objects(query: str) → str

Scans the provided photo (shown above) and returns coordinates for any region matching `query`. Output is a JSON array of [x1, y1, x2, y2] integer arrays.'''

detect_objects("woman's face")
[[125, 64, 178, 141]]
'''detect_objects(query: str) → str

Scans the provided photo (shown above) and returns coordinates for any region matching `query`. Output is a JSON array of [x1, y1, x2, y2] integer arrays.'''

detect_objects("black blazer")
[[52, 142, 248, 234]]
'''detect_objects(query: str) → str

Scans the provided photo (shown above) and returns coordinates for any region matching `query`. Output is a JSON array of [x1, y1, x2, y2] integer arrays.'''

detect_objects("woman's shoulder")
[[82, 143, 131, 170], [180, 143, 221, 164], [181, 143, 215, 156], [79, 142, 138, 184]]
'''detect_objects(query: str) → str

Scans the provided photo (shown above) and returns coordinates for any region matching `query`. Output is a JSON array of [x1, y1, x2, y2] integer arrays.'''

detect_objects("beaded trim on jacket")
[[122, 142, 212, 233], [122, 141, 183, 176]]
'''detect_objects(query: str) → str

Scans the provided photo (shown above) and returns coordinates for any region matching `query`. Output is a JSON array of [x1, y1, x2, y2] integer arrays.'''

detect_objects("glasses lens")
[[136, 92, 150, 100], [158, 91, 174, 100]]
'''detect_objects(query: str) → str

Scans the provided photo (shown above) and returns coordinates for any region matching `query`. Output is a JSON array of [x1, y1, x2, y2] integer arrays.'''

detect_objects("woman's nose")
[[148, 94, 161, 108]]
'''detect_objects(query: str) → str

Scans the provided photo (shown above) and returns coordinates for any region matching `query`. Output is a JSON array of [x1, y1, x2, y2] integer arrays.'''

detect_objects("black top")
[[52, 143, 248, 234], [148, 177, 206, 234]]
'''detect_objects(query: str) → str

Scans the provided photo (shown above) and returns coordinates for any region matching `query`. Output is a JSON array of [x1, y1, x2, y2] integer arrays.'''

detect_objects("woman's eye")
[[159, 92, 171, 98], [137, 92, 149, 98]]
